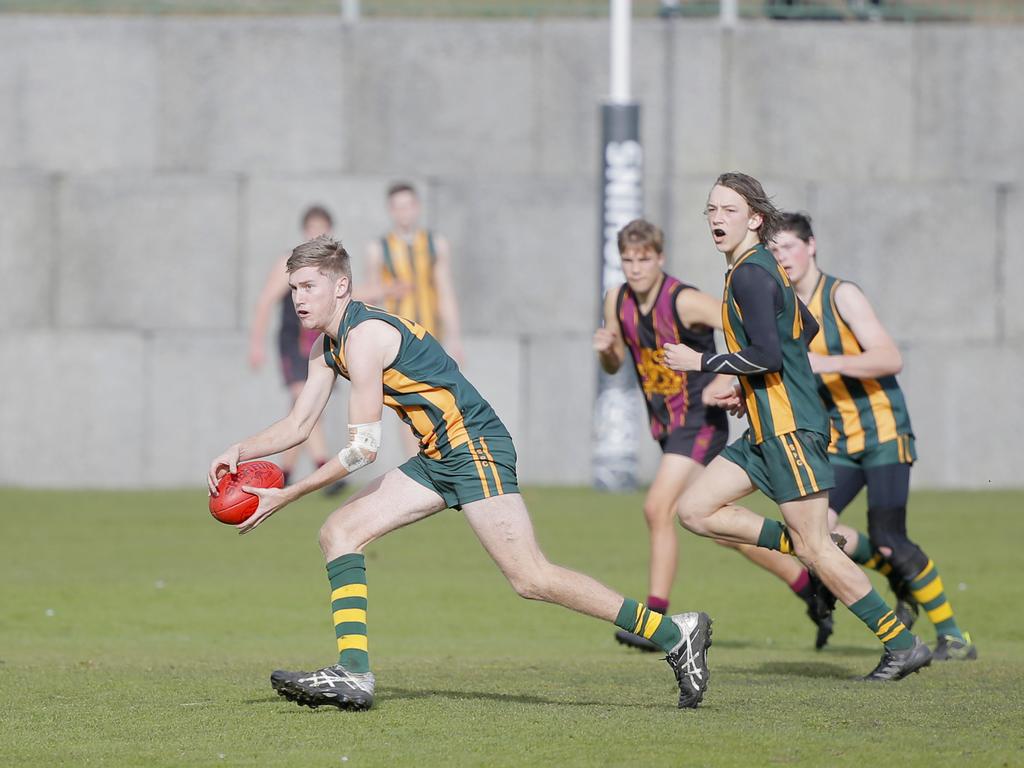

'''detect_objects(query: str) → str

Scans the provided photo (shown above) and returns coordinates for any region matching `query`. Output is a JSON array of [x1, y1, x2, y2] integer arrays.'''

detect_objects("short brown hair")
[[617, 219, 664, 255], [286, 234, 352, 285], [387, 181, 417, 199], [714, 172, 783, 245]]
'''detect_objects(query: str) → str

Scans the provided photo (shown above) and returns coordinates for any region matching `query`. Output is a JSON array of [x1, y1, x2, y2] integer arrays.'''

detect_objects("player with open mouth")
[[661, 172, 933, 682]]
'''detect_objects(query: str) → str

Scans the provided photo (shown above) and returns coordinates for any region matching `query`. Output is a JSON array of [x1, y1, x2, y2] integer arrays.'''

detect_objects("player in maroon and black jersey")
[[594, 219, 730, 651]]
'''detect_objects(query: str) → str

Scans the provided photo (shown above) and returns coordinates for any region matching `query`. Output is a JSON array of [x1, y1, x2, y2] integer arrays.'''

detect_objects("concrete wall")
[[0, 16, 1020, 489]]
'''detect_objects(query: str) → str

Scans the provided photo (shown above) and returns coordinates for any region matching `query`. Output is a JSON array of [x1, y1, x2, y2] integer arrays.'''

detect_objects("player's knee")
[[789, 528, 830, 565], [675, 493, 710, 533], [867, 508, 905, 554], [318, 516, 356, 556], [505, 559, 555, 601], [643, 497, 673, 528]]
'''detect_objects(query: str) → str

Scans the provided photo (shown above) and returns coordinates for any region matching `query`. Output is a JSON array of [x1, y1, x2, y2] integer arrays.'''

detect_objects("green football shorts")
[[829, 433, 916, 469], [399, 434, 520, 510], [723, 429, 836, 504]]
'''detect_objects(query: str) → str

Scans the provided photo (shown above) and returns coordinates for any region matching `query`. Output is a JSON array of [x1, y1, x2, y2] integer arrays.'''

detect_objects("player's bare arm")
[[594, 288, 626, 374], [433, 235, 464, 362], [236, 321, 397, 534], [248, 253, 292, 369], [207, 342, 336, 496], [809, 282, 903, 378], [675, 287, 722, 331]]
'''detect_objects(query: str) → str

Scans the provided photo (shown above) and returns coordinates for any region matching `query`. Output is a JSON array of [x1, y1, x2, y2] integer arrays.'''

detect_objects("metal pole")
[[720, 0, 738, 27], [341, 0, 360, 24], [610, 0, 631, 104], [593, 0, 642, 491]]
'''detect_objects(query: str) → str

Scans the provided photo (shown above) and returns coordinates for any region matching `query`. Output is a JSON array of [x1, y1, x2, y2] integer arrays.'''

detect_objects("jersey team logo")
[[636, 348, 684, 397]]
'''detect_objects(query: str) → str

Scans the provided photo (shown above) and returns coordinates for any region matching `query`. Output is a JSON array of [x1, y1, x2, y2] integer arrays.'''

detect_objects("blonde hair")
[[286, 234, 352, 284]]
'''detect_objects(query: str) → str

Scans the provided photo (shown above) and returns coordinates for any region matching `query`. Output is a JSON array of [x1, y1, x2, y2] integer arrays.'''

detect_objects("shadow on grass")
[[381, 687, 669, 709], [739, 660, 855, 679], [245, 688, 740, 713]]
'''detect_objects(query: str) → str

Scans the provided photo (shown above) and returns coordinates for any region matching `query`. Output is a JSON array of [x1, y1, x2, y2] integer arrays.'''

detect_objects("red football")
[[209, 460, 285, 524]]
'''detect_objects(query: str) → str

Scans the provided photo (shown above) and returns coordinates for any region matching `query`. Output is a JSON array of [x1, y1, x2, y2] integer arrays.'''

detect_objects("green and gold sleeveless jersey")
[[380, 230, 440, 338], [722, 244, 829, 444], [323, 301, 508, 460], [806, 273, 914, 457]]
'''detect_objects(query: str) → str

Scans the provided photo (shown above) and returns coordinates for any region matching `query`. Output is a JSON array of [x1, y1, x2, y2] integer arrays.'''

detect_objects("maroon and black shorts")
[[657, 410, 729, 466]]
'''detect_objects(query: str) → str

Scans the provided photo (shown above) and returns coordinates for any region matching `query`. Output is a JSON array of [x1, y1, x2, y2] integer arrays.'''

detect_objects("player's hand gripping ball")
[[209, 461, 284, 524]]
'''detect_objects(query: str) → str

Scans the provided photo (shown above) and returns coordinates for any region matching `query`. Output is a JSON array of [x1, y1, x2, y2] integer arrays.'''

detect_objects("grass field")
[[2, 485, 1022, 767]]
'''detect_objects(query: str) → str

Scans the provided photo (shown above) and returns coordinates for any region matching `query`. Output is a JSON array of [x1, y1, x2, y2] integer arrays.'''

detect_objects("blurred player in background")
[[663, 172, 931, 681], [208, 235, 714, 712], [593, 218, 730, 651], [360, 182, 464, 457], [248, 206, 344, 494], [765, 211, 975, 660]]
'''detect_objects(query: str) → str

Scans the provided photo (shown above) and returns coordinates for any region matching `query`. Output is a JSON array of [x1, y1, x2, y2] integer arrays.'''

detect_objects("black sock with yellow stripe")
[[327, 553, 370, 673], [909, 560, 964, 641], [849, 590, 914, 651], [614, 599, 681, 653]]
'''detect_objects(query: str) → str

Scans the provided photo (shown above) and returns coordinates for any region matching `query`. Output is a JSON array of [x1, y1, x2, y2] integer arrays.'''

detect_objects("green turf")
[[1, 485, 1022, 767]]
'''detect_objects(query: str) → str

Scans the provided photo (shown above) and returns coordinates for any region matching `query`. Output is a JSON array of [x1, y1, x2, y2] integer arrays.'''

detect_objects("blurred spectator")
[[248, 205, 344, 494], [360, 183, 464, 457]]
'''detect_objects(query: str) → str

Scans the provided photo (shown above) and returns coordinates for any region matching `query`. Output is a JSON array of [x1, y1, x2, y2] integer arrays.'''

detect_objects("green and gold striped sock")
[[615, 599, 681, 653], [909, 560, 963, 641], [849, 590, 915, 651], [863, 549, 895, 578], [757, 519, 794, 554], [849, 532, 875, 565], [327, 553, 370, 673]]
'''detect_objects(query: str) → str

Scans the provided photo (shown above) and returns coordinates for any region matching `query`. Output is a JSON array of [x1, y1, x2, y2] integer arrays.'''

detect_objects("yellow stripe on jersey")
[[740, 378, 764, 443], [764, 373, 797, 435], [828, 282, 901, 447], [807, 278, 828, 354], [382, 231, 439, 336], [382, 368, 472, 458], [863, 378, 899, 443], [413, 233, 437, 334], [819, 373, 865, 454]]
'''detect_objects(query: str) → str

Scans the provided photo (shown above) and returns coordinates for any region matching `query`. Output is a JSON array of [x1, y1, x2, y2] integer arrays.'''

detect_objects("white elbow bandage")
[[337, 421, 382, 473]]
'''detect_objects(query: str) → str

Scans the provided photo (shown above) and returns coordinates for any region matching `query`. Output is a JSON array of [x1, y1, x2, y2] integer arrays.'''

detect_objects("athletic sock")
[[863, 550, 895, 578], [646, 596, 669, 615], [848, 590, 915, 651], [757, 519, 794, 554], [908, 560, 964, 641], [615, 598, 681, 653], [849, 532, 875, 565], [327, 553, 370, 673], [789, 569, 814, 603]]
